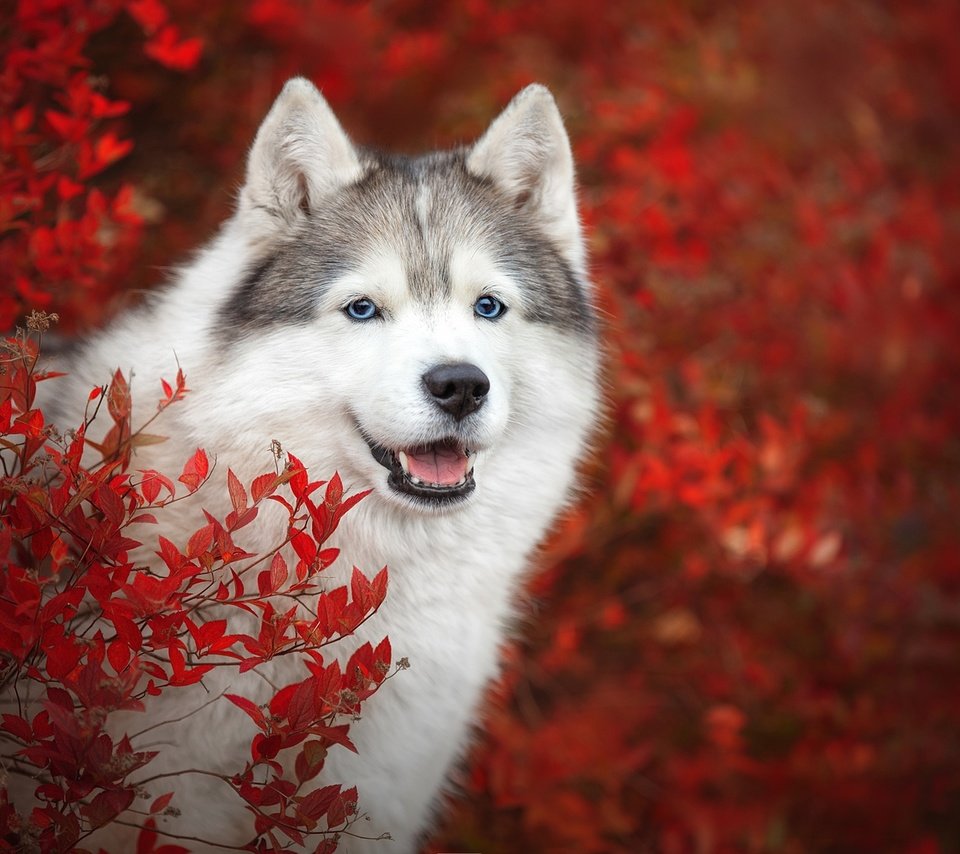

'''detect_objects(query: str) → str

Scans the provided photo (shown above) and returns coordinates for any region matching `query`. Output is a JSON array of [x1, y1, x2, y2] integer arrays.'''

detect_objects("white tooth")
[[398, 451, 410, 474]]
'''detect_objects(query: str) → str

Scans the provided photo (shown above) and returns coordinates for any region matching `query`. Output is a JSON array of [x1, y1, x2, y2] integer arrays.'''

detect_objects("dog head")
[[212, 79, 597, 512]]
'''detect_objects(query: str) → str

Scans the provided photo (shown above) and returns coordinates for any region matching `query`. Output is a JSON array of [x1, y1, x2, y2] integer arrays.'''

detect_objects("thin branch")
[[128, 688, 227, 742], [106, 819, 252, 852]]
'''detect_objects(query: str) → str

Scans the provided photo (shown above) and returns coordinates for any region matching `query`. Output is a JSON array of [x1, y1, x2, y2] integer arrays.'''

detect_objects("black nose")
[[423, 363, 490, 421]]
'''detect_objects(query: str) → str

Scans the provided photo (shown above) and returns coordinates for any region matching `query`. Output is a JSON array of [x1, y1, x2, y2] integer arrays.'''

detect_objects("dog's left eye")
[[474, 295, 506, 320], [344, 298, 380, 321]]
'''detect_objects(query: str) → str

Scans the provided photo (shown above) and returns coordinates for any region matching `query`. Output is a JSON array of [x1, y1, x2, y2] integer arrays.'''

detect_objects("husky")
[[30, 78, 600, 852]]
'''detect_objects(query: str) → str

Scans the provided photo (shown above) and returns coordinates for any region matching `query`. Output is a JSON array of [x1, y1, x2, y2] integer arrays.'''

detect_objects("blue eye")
[[474, 295, 506, 320], [345, 298, 379, 321]]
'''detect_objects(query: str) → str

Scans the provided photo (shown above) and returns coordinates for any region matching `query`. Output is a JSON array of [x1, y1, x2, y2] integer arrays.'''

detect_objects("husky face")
[[212, 79, 595, 512]]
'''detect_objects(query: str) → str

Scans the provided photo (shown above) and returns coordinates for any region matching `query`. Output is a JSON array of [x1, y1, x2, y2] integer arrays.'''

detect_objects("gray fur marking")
[[219, 151, 595, 337]]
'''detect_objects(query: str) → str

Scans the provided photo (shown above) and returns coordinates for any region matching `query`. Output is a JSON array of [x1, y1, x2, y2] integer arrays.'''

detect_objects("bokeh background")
[[4, 1, 959, 851]]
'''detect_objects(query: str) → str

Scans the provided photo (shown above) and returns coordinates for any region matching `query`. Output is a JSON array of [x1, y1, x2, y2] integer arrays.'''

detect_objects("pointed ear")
[[237, 78, 362, 240], [467, 84, 584, 272]]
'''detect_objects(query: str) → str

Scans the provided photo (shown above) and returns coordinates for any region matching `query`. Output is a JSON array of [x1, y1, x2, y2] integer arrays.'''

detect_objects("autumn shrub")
[[3, 0, 959, 852], [0, 322, 394, 852]]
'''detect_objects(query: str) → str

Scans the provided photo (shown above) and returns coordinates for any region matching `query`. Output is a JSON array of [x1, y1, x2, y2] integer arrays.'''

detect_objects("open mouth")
[[363, 435, 477, 502]]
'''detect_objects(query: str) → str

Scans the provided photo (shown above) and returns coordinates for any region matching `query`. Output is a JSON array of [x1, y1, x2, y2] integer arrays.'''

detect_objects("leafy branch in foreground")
[[1, 327, 395, 853]]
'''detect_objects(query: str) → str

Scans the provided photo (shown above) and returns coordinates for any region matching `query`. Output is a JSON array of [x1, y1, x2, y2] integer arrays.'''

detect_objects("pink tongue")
[[406, 446, 468, 485]]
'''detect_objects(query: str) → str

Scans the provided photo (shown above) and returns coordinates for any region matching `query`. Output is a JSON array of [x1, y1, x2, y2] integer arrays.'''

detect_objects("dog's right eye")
[[344, 298, 380, 321]]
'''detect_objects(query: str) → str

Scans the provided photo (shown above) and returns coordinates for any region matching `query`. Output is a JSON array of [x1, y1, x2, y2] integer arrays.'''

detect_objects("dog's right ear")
[[237, 78, 362, 240]]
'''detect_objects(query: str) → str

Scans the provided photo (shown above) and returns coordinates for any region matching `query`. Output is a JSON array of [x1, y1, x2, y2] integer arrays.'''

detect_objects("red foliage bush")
[[3, 0, 959, 852], [0, 324, 395, 851]]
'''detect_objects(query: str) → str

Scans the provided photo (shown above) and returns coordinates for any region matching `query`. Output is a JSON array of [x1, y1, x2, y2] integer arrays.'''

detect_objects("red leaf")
[[334, 488, 372, 523], [93, 132, 134, 172], [227, 505, 258, 531], [252, 732, 281, 760], [140, 472, 161, 504], [186, 522, 214, 558], [258, 552, 288, 596], [44, 109, 84, 140], [103, 602, 143, 652], [167, 645, 213, 686], [149, 791, 174, 814], [94, 484, 125, 527], [291, 530, 317, 564], [1, 713, 33, 742], [145, 25, 204, 71], [295, 739, 328, 783], [90, 92, 130, 119], [139, 469, 174, 504], [12, 104, 33, 133], [326, 785, 357, 827], [269, 682, 296, 717], [45, 635, 82, 680], [286, 677, 319, 729], [317, 548, 340, 572], [225, 694, 268, 730], [128, 0, 168, 33], [107, 639, 130, 673], [227, 468, 247, 515], [194, 619, 227, 652], [82, 787, 135, 829], [270, 551, 288, 590], [156, 535, 184, 573], [177, 448, 209, 493], [373, 636, 392, 674], [288, 455, 309, 499], [316, 587, 348, 638], [325, 472, 343, 506], [370, 566, 389, 607], [351, 566, 373, 612], [297, 784, 341, 821], [251, 472, 277, 502], [40, 585, 84, 623]]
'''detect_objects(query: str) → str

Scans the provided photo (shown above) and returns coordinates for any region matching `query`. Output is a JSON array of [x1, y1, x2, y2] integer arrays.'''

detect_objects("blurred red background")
[[3, 1, 959, 851]]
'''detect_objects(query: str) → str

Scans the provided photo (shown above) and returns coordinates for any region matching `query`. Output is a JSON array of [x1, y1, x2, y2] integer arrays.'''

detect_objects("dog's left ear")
[[467, 84, 583, 272]]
